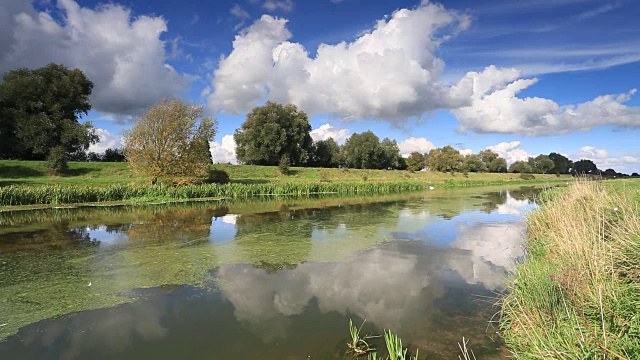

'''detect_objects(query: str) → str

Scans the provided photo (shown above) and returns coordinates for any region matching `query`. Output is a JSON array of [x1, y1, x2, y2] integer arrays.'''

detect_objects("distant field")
[[0, 160, 572, 187]]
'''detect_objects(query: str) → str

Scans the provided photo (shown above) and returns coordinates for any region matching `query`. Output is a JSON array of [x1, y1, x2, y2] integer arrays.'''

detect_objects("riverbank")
[[499, 179, 640, 359], [0, 160, 571, 208]]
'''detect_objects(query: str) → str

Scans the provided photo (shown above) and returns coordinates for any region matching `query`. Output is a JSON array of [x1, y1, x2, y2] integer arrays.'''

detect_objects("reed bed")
[[0, 182, 431, 206], [499, 180, 640, 359]]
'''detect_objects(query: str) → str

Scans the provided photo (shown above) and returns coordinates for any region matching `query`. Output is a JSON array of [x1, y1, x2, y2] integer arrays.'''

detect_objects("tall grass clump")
[[499, 180, 640, 359], [0, 182, 432, 206]]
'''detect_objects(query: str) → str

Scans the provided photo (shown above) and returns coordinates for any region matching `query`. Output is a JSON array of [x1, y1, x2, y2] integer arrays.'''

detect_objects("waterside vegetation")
[[0, 160, 571, 208], [499, 179, 640, 359]]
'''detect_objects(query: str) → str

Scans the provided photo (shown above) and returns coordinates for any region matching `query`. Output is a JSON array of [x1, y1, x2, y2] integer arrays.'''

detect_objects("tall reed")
[[0, 182, 432, 206], [499, 180, 640, 359]]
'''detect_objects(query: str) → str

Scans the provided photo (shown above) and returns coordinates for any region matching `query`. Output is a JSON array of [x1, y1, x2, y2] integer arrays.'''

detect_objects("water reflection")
[[0, 185, 546, 359]]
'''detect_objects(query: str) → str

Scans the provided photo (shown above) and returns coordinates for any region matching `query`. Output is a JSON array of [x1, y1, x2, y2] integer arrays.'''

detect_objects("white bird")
[[88, 282, 92, 287], [429, 186, 435, 190]]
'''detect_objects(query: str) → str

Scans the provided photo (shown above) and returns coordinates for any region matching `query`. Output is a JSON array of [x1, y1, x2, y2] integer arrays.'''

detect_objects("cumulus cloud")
[[210, 135, 238, 164], [309, 124, 350, 143], [452, 66, 640, 136], [571, 146, 640, 173], [0, 0, 190, 118], [207, 2, 471, 120], [459, 148, 473, 156], [397, 137, 436, 157], [485, 141, 531, 165], [88, 129, 123, 154]]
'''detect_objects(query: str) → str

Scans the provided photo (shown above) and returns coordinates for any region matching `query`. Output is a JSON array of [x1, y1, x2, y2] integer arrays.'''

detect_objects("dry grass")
[[499, 180, 640, 359]]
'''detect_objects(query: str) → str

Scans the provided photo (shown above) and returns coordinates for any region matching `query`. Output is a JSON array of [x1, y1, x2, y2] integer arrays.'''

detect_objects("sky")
[[1, 0, 639, 173]]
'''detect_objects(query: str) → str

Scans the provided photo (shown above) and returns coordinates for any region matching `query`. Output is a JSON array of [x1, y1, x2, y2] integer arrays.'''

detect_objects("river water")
[[0, 185, 546, 359]]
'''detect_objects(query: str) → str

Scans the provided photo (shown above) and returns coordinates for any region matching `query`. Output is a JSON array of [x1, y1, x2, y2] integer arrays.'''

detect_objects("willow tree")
[[124, 99, 217, 183]]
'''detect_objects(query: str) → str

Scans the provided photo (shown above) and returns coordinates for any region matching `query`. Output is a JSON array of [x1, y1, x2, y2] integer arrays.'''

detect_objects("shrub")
[[519, 173, 536, 180], [46, 146, 69, 176], [207, 169, 230, 184], [278, 156, 291, 175]]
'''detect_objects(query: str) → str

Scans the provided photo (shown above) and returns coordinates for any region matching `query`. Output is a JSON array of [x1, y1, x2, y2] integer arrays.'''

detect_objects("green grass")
[[0, 160, 572, 208], [499, 179, 640, 359]]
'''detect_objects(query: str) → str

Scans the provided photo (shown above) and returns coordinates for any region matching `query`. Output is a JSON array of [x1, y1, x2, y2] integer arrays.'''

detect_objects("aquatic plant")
[[347, 319, 376, 356]]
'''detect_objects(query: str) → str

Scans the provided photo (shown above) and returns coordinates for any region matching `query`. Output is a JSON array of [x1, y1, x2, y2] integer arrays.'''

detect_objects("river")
[[0, 185, 549, 359]]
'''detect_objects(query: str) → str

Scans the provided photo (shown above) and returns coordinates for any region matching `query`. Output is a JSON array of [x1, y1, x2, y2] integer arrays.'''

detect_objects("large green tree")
[[528, 154, 555, 174], [341, 131, 401, 169], [0, 63, 97, 159], [406, 152, 425, 172], [509, 161, 532, 174], [234, 102, 313, 166], [479, 149, 508, 173], [573, 159, 598, 174], [310, 138, 341, 168], [124, 99, 217, 183], [548, 152, 573, 174], [463, 154, 487, 172], [427, 146, 464, 173]]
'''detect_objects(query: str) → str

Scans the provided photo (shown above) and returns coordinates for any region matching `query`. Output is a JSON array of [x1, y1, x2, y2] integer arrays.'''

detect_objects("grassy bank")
[[499, 180, 640, 359], [0, 160, 571, 207]]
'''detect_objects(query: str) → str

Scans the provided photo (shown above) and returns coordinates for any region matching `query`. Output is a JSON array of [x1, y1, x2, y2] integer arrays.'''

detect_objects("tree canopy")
[[124, 99, 217, 183], [528, 155, 555, 174], [0, 63, 97, 159], [310, 138, 341, 168], [509, 161, 532, 174], [341, 131, 401, 169], [548, 152, 573, 174], [234, 101, 313, 166], [427, 146, 464, 173], [406, 152, 425, 172], [573, 159, 599, 174]]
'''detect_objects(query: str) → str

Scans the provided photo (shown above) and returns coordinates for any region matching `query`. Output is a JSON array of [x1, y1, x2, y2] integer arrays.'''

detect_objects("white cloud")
[[571, 146, 640, 173], [207, 2, 471, 121], [207, 1, 640, 136], [210, 135, 238, 164], [397, 137, 436, 157], [230, 4, 250, 19], [485, 141, 531, 165], [0, 0, 190, 118], [262, 0, 294, 12], [309, 124, 350, 143], [88, 128, 122, 154], [459, 148, 473, 156], [452, 66, 640, 136]]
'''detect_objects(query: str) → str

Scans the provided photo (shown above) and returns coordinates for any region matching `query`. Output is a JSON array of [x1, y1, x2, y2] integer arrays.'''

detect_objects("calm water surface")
[[0, 186, 546, 359]]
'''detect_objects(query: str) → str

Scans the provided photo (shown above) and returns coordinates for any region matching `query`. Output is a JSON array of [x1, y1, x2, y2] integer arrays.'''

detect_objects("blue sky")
[[1, 0, 639, 172]]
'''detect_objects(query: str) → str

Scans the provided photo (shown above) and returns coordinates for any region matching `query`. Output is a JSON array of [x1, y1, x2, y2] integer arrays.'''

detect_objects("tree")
[[463, 154, 487, 173], [124, 99, 217, 183], [528, 155, 554, 174], [311, 138, 341, 168], [427, 146, 464, 173], [379, 138, 403, 169], [548, 152, 572, 174], [234, 102, 313, 166], [509, 161, 532, 174], [0, 63, 97, 159], [573, 159, 598, 174], [406, 152, 425, 172], [103, 148, 126, 162], [479, 149, 507, 173], [341, 131, 385, 169], [603, 168, 617, 177], [632, 173, 639, 177]]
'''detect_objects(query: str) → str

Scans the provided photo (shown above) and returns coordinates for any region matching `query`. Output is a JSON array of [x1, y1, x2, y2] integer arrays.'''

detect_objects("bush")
[[207, 169, 230, 184], [519, 173, 536, 180], [46, 146, 69, 175], [279, 156, 291, 175]]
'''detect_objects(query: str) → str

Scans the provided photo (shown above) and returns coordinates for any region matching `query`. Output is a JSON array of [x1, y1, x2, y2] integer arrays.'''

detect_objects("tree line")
[[1, 64, 637, 179]]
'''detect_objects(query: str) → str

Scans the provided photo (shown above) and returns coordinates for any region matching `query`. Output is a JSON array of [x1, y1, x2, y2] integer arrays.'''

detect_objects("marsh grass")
[[499, 180, 640, 359]]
